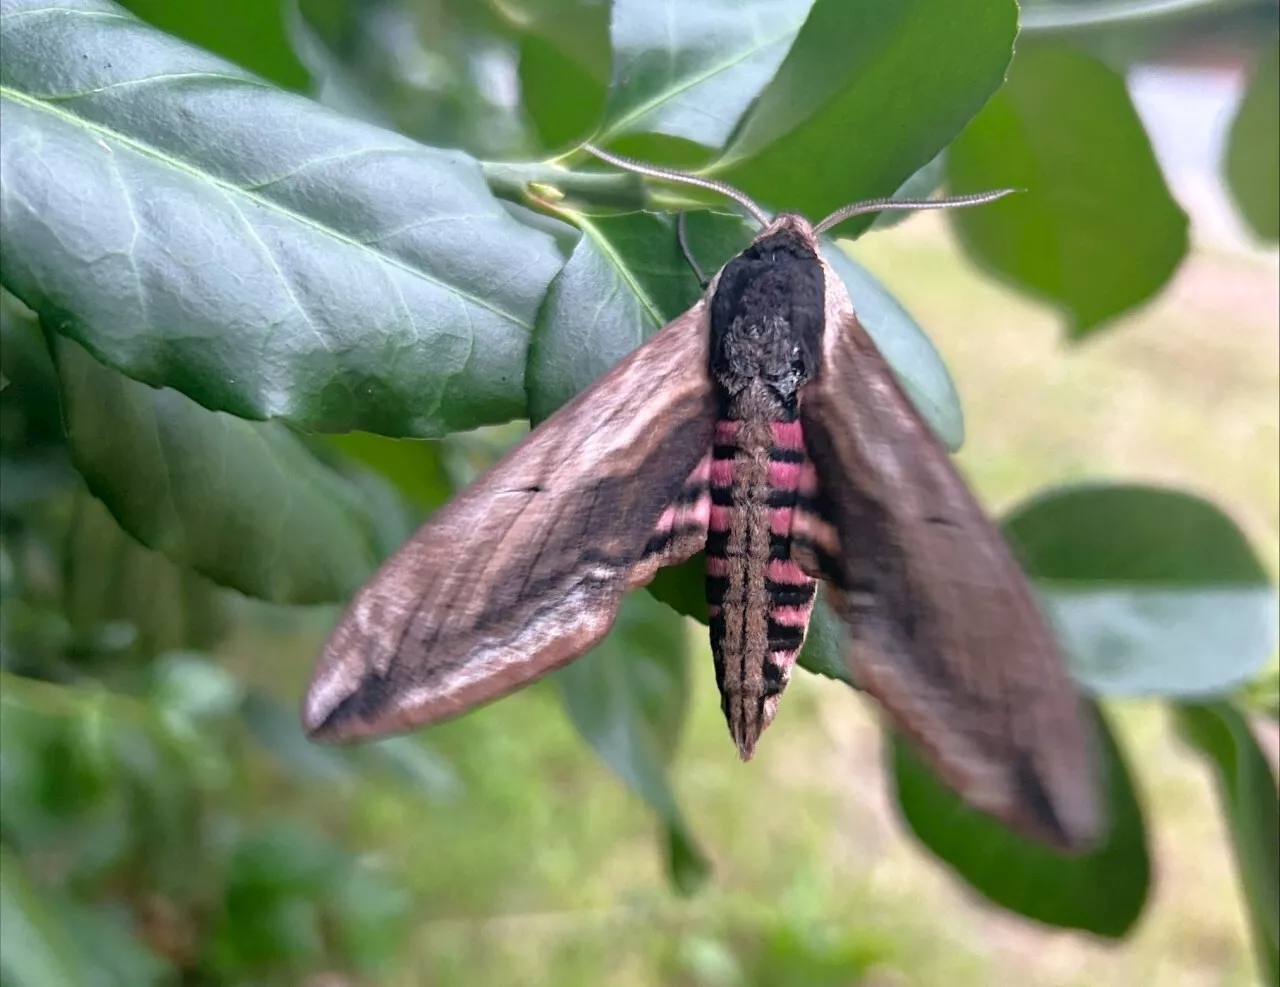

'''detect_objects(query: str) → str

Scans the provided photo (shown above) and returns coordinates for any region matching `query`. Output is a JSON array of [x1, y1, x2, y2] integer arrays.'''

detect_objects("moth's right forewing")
[[799, 262, 1103, 850], [306, 302, 717, 743]]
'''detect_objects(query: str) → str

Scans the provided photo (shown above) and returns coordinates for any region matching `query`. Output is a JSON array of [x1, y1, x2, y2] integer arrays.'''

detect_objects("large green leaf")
[[507, 0, 611, 151], [324, 432, 454, 512], [63, 492, 229, 657], [554, 592, 709, 893], [525, 209, 707, 424], [1005, 483, 1277, 698], [893, 702, 1150, 937], [1177, 701, 1280, 985], [947, 44, 1189, 337], [0, 290, 77, 514], [53, 336, 395, 604], [596, 0, 813, 151], [488, 0, 612, 80], [521, 31, 609, 152], [1225, 45, 1279, 243], [0, 0, 562, 438], [715, 0, 1017, 225], [825, 241, 964, 451]]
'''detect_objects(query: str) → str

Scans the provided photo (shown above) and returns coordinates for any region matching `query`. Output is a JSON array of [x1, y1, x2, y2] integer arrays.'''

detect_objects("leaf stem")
[[480, 160, 649, 212]]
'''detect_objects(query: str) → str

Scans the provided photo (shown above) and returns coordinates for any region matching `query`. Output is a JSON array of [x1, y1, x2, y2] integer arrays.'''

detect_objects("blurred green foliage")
[[1, 0, 1277, 983]]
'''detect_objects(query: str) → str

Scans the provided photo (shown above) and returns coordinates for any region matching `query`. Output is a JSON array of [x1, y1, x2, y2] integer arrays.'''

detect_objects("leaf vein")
[[0, 86, 536, 329]]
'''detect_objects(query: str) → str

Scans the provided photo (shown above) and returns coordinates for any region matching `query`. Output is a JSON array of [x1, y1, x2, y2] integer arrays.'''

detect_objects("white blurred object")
[[1128, 64, 1277, 259]]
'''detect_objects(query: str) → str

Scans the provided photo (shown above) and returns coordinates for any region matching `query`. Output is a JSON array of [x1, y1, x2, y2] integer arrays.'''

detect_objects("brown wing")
[[795, 263, 1103, 850], [304, 302, 716, 743]]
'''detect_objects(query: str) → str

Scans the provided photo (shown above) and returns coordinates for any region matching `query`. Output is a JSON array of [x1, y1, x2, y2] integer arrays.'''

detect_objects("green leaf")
[[893, 702, 1150, 937], [324, 859, 413, 975], [511, 0, 611, 151], [825, 242, 964, 451], [1225, 45, 1279, 243], [216, 822, 340, 967], [53, 336, 390, 604], [0, 846, 89, 987], [324, 432, 454, 512], [596, 0, 813, 151], [63, 492, 229, 657], [525, 209, 707, 423], [716, 0, 1017, 226], [489, 0, 612, 80], [1177, 701, 1280, 984], [555, 592, 709, 892], [868, 152, 946, 232], [115, 0, 310, 91], [1240, 662, 1280, 721], [0, 290, 76, 514], [0, 0, 562, 437], [796, 589, 852, 686], [946, 44, 1189, 337], [521, 31, 609, 152], [1004, 483, 1277, 698], [647, 553, 710, 625], [0, 292, 62, 450]]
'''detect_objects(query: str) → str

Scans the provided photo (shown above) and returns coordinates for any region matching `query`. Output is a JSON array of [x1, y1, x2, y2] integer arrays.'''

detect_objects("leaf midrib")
[[573, 213, 666, 328], [598, 14, 805, 144]]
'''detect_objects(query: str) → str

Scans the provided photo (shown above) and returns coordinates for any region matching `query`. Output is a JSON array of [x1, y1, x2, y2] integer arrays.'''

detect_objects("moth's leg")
[[677, 212, 710, 289]]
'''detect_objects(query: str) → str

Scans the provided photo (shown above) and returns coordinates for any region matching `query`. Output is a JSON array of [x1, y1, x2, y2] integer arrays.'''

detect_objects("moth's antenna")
[[814, 189, 1017, 236], [583, 143, 771, 229]]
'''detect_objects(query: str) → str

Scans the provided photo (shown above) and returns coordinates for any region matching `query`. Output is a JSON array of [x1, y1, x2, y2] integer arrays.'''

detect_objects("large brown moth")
[[304, 146, 1103, 851]]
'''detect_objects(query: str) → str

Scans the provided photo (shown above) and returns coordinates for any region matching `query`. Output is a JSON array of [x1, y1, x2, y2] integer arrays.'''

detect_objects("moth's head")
[[755, 211, 818, 245]]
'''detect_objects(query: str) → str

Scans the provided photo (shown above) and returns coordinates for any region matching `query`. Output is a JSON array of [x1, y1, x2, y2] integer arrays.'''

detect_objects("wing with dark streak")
[[795, 264, 1103, 850], [305, 303, 716, 743]]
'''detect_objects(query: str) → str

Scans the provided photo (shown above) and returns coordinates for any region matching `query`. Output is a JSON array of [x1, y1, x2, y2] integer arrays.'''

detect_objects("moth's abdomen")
[[706, 415, 818, 760]]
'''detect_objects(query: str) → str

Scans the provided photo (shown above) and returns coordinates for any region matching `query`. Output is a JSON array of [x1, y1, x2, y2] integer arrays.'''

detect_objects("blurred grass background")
[[230, 212, 1277, 987]]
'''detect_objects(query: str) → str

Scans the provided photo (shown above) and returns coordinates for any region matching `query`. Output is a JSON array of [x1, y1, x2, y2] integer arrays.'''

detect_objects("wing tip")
[[1009, 747, 1108, 853], [301, 665, 394, 745], [301, 687, 356, 744]]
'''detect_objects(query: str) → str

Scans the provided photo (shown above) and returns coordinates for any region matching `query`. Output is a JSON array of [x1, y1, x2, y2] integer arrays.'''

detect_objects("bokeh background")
[[1, 1, 1277, 986]]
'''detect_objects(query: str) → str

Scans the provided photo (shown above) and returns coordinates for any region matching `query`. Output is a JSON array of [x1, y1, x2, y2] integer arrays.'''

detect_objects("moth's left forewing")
[[796, 253, 1104, 850], [305, 302, 717, 744]]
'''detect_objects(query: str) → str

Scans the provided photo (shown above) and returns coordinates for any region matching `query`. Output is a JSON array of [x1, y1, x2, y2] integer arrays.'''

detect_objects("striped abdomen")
[[706, 414, 818, 759]]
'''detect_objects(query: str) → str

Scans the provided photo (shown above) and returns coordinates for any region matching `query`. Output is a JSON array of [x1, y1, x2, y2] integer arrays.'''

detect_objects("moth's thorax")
[[709, 228, 826, 405]]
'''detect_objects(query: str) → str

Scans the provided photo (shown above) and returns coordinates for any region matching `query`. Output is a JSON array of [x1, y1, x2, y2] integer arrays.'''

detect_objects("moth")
[[304, 146, 1103, 851]]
